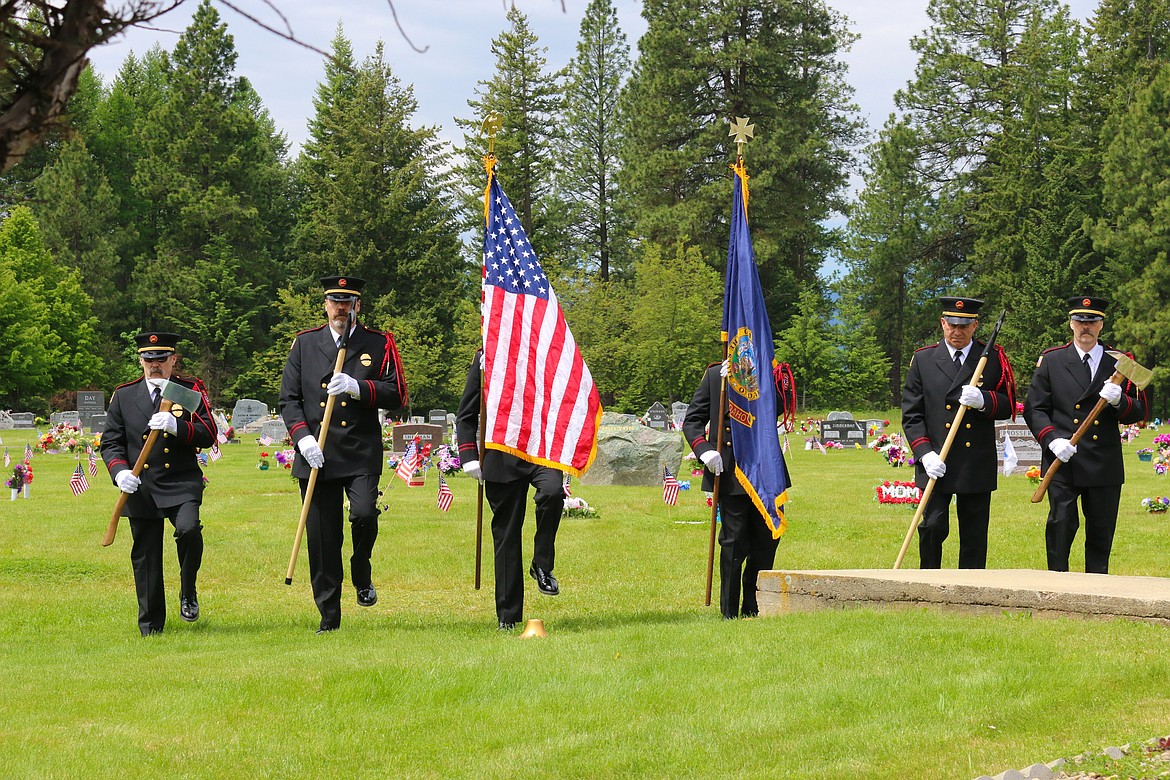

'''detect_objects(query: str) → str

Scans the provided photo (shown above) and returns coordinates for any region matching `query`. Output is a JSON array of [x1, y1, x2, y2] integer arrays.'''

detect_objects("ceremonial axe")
[[1031, 351, 1153, 503], [102, 379, 204, 546]]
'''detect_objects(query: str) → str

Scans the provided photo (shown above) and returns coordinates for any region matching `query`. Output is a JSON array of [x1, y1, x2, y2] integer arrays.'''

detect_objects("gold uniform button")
[[142, 434, 148, 441], [143, 463, 150, 470], [321, 383, 327, 389], [1075, 404, 1081, 410], [164, 448, 170, 454], [164, 463, 170, 469], [1092, 435, 1099, 441], [341, 421, 348, 427], [965, 442, 971, 447], [1073, 419, 1080, 424], [341, 401, 347, 407], [320, 401, 326, 408], [945, 422, 951, 429], [965, 423, 971, 429], [1093, 420, 1099, 426], [946, 404, 952, 410]]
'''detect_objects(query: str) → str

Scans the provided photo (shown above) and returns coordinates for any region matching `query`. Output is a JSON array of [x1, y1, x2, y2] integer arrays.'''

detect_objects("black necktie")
[[1083, 353, 1093, 384], [151, 386, 161, 408], [953, 351, 963, 370]]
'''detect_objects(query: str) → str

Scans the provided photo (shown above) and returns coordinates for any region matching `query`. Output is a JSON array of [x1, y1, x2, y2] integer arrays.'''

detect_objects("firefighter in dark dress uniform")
[[1024, 296, 1146, 573], [901, 297, 1017, 569], [683, 359, 795, 619], [101, 332, 216, 635], [279, 276, 408, 633], [455, 350, 564, 631]]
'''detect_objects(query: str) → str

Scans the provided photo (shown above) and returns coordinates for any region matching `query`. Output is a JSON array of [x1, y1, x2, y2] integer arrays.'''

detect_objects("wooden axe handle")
[[1030, 371, 1123, 503], [102, 400, 173, 547]]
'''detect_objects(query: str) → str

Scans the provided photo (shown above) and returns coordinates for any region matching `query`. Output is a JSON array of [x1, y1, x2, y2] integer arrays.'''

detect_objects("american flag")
[[395, 436, 420, 484], [87, 446, 98, 476], [69, 462, 90, 495], [258, 434, 274, 446], [782, 435, 790, 454], [25, 443, 33, 461], [209, 443, 222, 462], [436, 474, 453, 512], [480, 162, 602, 477], [662, 466, 680, 506], [3, 448, 9, 467], [562, 473, 572, 497]]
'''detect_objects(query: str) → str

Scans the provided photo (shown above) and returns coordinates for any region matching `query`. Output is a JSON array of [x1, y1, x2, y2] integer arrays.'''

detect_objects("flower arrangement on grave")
[[563, 495, 599, 519], [1141, 496, 1169, 513], [1120, 424, 1141, 444], [823, 440, 844, 450], [1137, 447, 1155, 461], [1155, 456, 1169, 476], [274, 449, 296, 470], [875, 480, 921, 505], [257, 451, 271, 470], [683, 452, 703, 476], [37, 422, 85, 453], [1154, 434, 1170, 448], [1025, 465, 1041, 484], [6, 463, 29, 489], [431, 443, 461, 475], [381, 423, 395, 452], [871, 432, 912, 467]]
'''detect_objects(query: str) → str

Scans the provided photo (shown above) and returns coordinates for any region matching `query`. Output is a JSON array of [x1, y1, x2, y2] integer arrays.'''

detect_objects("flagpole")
[[474, 114, 502, 591]]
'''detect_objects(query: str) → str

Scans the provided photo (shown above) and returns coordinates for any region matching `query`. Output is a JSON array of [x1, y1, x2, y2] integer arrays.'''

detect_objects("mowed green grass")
[[1, 420, 1169, 779]]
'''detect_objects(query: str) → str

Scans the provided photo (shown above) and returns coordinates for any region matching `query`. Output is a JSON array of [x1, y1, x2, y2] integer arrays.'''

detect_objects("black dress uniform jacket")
[[1024, 342, 1145, 486], [454, 354, 547, 481], [902, 340, 1015, 493], [101, 376, 216, 514], [280, 323, 407, 479]]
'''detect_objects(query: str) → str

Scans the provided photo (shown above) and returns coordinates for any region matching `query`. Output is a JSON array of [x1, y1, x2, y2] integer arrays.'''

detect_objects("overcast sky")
[[85, 0, 1100, 186]]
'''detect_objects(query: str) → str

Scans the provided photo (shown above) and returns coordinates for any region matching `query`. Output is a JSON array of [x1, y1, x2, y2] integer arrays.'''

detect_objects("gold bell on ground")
[[518, 618, 547, 639]]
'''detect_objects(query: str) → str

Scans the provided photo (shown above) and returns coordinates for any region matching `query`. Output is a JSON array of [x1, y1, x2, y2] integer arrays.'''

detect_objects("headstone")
[[49, 411, 81, 428], [10, 412, 34, 429], [671, 402, 689, 430], [996, 420, 1042, 474], [0, 411, 12, 430], [826, 410, 854, 421], [863, 419, 886, 437], [231, 399, 268, 432], [428, 409, 448, 428], [76, 390, 105, 432], [580, 411, 684, 487], [259, 418, 288, 443], [410, 415, 425, 424], [89, 413, 108, 435], [819, 419, 866, 446], [646, 402, 669, 430], [392, 423, 445, 453]]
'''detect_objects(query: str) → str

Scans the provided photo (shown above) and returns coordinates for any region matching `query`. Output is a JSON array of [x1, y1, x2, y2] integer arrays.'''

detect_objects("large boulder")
[[580, 411, 684, 486]]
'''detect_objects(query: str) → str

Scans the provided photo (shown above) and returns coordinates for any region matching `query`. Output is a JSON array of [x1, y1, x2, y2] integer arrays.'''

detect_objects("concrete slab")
[[758, 569, 1170, 625]]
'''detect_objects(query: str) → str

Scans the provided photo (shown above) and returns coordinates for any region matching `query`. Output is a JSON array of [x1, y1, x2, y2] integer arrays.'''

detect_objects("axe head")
[[160, 379, 204, 411], [1106, 350, 1153, 390]]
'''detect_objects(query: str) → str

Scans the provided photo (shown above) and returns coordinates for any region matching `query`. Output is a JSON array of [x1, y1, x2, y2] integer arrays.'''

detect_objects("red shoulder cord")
[[774, 362, 796, 432], [994, 346, 1017, 420]]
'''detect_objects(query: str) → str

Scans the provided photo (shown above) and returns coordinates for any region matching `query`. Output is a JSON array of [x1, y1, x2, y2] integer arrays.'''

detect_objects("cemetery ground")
[[1, 422, 1169, 779]]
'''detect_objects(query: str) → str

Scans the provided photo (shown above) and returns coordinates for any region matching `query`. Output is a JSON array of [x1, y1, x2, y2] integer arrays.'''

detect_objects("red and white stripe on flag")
[[88, 447, 98, 476], [662, 467, 680, 506], [396, 437, 419, 484], [481, 168, 601, 477], [436, 475, 453, 512], [69, 463, 89, 495]]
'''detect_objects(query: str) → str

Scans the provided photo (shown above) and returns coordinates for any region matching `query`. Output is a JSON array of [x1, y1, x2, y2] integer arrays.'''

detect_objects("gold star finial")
[[729, 116, 754, 158]]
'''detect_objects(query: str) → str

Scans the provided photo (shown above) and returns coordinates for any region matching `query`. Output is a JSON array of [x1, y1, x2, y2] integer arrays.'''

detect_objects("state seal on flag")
[[728, 327, 760, 400]]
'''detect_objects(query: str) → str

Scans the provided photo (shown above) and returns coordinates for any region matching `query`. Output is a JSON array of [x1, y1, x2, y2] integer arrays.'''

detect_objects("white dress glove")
[[297, 437, 325, 469], [115, 471, 141, 494], [326, 372, 360, 398], [1099, 382, 1122, 407], [700, 449, 724, 476], [462, 459, 483, 481], [958, 385, 984, 410], [921, 451, 947, 480], [1049, 438, 1077, 463], [720, 359, 730, 378], [148, 411, 178, 434]]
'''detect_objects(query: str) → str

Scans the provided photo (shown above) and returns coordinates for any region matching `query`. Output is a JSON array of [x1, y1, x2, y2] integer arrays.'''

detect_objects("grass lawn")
[[1, 418, 1169, 779]]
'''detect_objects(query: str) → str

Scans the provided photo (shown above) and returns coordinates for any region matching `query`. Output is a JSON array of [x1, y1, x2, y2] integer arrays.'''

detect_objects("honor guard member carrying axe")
[[101, 332, 216, 636], [901, 297, 1017, 569], [1024, 296, 1147, 574], [280, 276, 407, 633]]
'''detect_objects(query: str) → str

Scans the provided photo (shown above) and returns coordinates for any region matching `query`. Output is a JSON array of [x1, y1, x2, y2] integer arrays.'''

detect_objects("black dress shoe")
[[316, 624, 339, 634], [357, 585, 377, 607], [529, 565, 559, 596], [498, 621, 516, 631], [180, 596, 199, 622]]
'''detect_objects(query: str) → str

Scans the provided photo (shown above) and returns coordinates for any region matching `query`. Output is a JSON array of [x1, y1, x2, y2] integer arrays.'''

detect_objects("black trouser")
[[917, 491, 992, 569], [1045, 480, 1121, 574], [300, 474, 380, 630], [485, 468, 564, 624], [129, 500, 202, 635], [717, 492, 780, 619]]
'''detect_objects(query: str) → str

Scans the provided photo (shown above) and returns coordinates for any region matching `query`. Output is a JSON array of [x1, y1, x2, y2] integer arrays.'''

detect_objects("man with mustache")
[[101, 332, 216, 635], [280, 276, 408, 633]]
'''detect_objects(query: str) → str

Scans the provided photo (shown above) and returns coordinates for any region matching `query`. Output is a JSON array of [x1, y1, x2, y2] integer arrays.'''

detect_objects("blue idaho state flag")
[[722, 160, 791, 538]]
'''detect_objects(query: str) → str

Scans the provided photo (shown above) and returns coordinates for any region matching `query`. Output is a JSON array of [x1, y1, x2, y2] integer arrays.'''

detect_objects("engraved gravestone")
[[231, 399, 267, 432], [646, 402, 669, 430], [0, 411, 12, 430], [11, 412, 34, 429], [89, 413, 107, 434], [392, 423, 445, 454], [672, 402, 689, 430], [259, 418, 288, 443], [819, 419, 866, 446], [76, 391, 105, 432], [996, 420, 1042, 474]]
